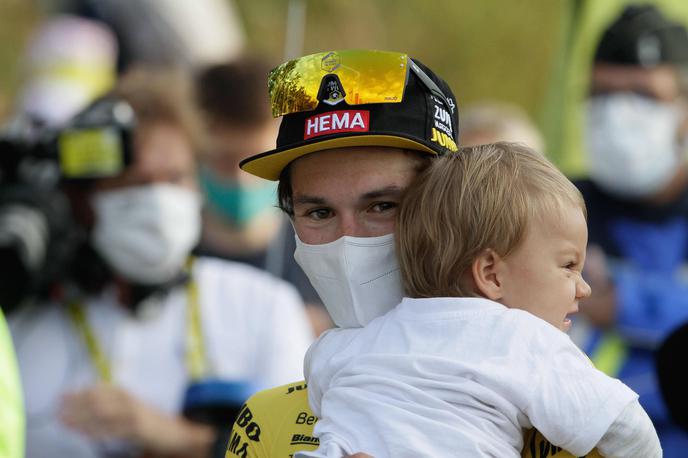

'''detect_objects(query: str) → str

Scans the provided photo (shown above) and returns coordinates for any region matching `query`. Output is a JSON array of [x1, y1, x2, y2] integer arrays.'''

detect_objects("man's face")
[[290, 147, 422, 244]]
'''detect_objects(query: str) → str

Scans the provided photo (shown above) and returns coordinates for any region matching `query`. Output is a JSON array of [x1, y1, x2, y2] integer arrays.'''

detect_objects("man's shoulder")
[[227, 381, 319, 458], [247, 380, 311, 414], [240, 380, 316, 434]]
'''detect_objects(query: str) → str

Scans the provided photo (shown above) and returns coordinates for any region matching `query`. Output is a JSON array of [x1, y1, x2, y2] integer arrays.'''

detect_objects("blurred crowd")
[[1, 1, 318, 457], [2, 1, 688, 458]]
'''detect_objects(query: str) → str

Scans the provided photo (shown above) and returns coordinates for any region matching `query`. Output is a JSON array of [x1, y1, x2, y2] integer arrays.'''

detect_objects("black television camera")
[[0, 97, 135, 314]]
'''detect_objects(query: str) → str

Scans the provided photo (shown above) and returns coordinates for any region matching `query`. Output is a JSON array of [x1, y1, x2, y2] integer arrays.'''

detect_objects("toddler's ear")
[[471, 249, 503, 300]]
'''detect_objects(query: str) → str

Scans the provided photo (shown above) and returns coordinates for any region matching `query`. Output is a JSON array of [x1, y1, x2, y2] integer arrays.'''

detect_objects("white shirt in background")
[[10, 257, 313, 458]]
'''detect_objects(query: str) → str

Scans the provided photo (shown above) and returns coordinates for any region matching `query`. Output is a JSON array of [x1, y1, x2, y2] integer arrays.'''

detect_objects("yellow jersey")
[[226, 381, 602, 458]]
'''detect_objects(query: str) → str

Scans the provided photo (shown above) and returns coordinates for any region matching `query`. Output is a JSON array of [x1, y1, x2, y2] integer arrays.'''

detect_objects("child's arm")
[[518, 317, 641, 456], [304, 327, 360, 417], [596, 399, 661, 458]]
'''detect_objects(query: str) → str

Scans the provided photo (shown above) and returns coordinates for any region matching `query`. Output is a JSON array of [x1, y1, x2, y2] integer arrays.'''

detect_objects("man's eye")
[[307, 208, 333, 220], [370, 202, 397, 213]]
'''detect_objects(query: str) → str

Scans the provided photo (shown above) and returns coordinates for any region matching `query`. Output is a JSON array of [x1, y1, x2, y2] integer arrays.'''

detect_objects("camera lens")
[[0, 204, 49, 312]]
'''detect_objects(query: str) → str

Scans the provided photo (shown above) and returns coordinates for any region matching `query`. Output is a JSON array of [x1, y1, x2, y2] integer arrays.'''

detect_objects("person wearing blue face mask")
[[574, 5, 688, 457], [195, 56, 330, 336], [199, 166, 279, 228]]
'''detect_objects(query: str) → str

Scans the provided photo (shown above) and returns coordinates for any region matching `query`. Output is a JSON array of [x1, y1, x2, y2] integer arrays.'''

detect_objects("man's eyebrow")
[[293, 186, 406, 207], [360, 185, 406, 201], [293, 195, 328, 206]]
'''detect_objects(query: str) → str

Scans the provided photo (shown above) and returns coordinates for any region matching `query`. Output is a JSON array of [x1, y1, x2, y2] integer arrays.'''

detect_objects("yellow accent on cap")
[[240, 134, 439, 181]]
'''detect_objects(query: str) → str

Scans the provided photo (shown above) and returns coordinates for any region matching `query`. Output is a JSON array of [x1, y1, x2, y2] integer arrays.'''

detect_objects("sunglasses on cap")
[[268, 49, 453, 118]]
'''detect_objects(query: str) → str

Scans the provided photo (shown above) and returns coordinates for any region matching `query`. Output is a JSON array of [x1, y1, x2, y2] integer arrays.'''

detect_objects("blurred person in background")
[[0, 14, 119, 316], [46, 0, 244, 72], [194, 56, 331, 335], [575, 5, 688, 457], [8, 67, 312, 458], [14, 13, 117, 127], [0, 16, 111, 457], [459, 100, 545, 152]]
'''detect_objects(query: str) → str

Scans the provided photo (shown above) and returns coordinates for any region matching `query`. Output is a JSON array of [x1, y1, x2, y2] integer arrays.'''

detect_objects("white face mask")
[[294, 233, 403, 328], [91, 184, 201, 284], [585, 93, 681, 198]]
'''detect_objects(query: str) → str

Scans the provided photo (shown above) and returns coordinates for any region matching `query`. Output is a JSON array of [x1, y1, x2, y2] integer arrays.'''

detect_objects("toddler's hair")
[[397, 142, 585, 298]]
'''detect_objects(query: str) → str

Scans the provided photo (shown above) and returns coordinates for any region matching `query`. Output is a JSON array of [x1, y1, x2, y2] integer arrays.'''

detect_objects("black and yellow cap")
[[240, 50, 459, 180]]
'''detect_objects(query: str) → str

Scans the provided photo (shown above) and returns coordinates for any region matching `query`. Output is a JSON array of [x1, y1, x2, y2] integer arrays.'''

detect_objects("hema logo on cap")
[[304, 110, 369, 139]]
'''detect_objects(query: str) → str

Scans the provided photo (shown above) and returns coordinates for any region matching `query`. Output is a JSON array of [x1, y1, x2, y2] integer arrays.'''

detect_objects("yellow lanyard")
[[67, 257, 208, 382], [184, 257, 210, 380], [67, 300, 113, 383], [591, 331, 628, 377]]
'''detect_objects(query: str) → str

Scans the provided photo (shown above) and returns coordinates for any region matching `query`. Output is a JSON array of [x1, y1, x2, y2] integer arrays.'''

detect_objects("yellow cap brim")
[[240, 134, 439, 181]]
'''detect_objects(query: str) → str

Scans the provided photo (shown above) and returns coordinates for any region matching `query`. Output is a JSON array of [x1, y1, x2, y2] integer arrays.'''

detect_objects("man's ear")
[[471, 248, 503, 301]]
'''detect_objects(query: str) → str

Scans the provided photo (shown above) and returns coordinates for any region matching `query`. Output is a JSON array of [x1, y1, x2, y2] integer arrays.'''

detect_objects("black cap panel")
[[241, 54, 459, 180]]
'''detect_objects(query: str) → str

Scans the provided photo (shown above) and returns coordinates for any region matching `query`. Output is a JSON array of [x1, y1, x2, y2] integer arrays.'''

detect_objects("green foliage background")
[[235, 0, 566, 129], [0, 0, 41, 119], [0, 1, 564, 120], [2, 0, 688, 174]]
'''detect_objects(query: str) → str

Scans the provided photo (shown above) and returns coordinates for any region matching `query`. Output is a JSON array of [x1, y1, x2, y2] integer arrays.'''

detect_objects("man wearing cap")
[[226, 50, 599, 458], [576, 5, 688, 456]]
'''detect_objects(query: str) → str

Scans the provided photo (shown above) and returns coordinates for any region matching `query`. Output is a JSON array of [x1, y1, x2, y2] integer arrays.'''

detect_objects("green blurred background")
[[2, 0, 688, 176]]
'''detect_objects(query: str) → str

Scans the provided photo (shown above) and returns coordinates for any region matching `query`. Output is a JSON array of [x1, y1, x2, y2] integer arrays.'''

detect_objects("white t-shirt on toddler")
[[296, 297, 646, 458]]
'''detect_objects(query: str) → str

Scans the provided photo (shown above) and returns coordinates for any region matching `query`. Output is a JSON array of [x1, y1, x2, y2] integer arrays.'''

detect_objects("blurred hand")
[[60, 384, 144, 442], [344, 454, 374, 458], [60, 384, 214, 457], [580, 245, 617, 328]]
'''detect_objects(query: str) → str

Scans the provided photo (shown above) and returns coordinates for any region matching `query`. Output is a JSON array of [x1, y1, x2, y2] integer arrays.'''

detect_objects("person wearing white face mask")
[[8, 67, 313, 458], [574, 5, 688, 457], [226, 49, 597, 458]]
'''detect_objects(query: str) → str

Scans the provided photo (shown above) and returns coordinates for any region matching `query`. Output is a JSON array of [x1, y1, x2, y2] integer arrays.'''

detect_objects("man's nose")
[[338, 213, 371, 239]]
